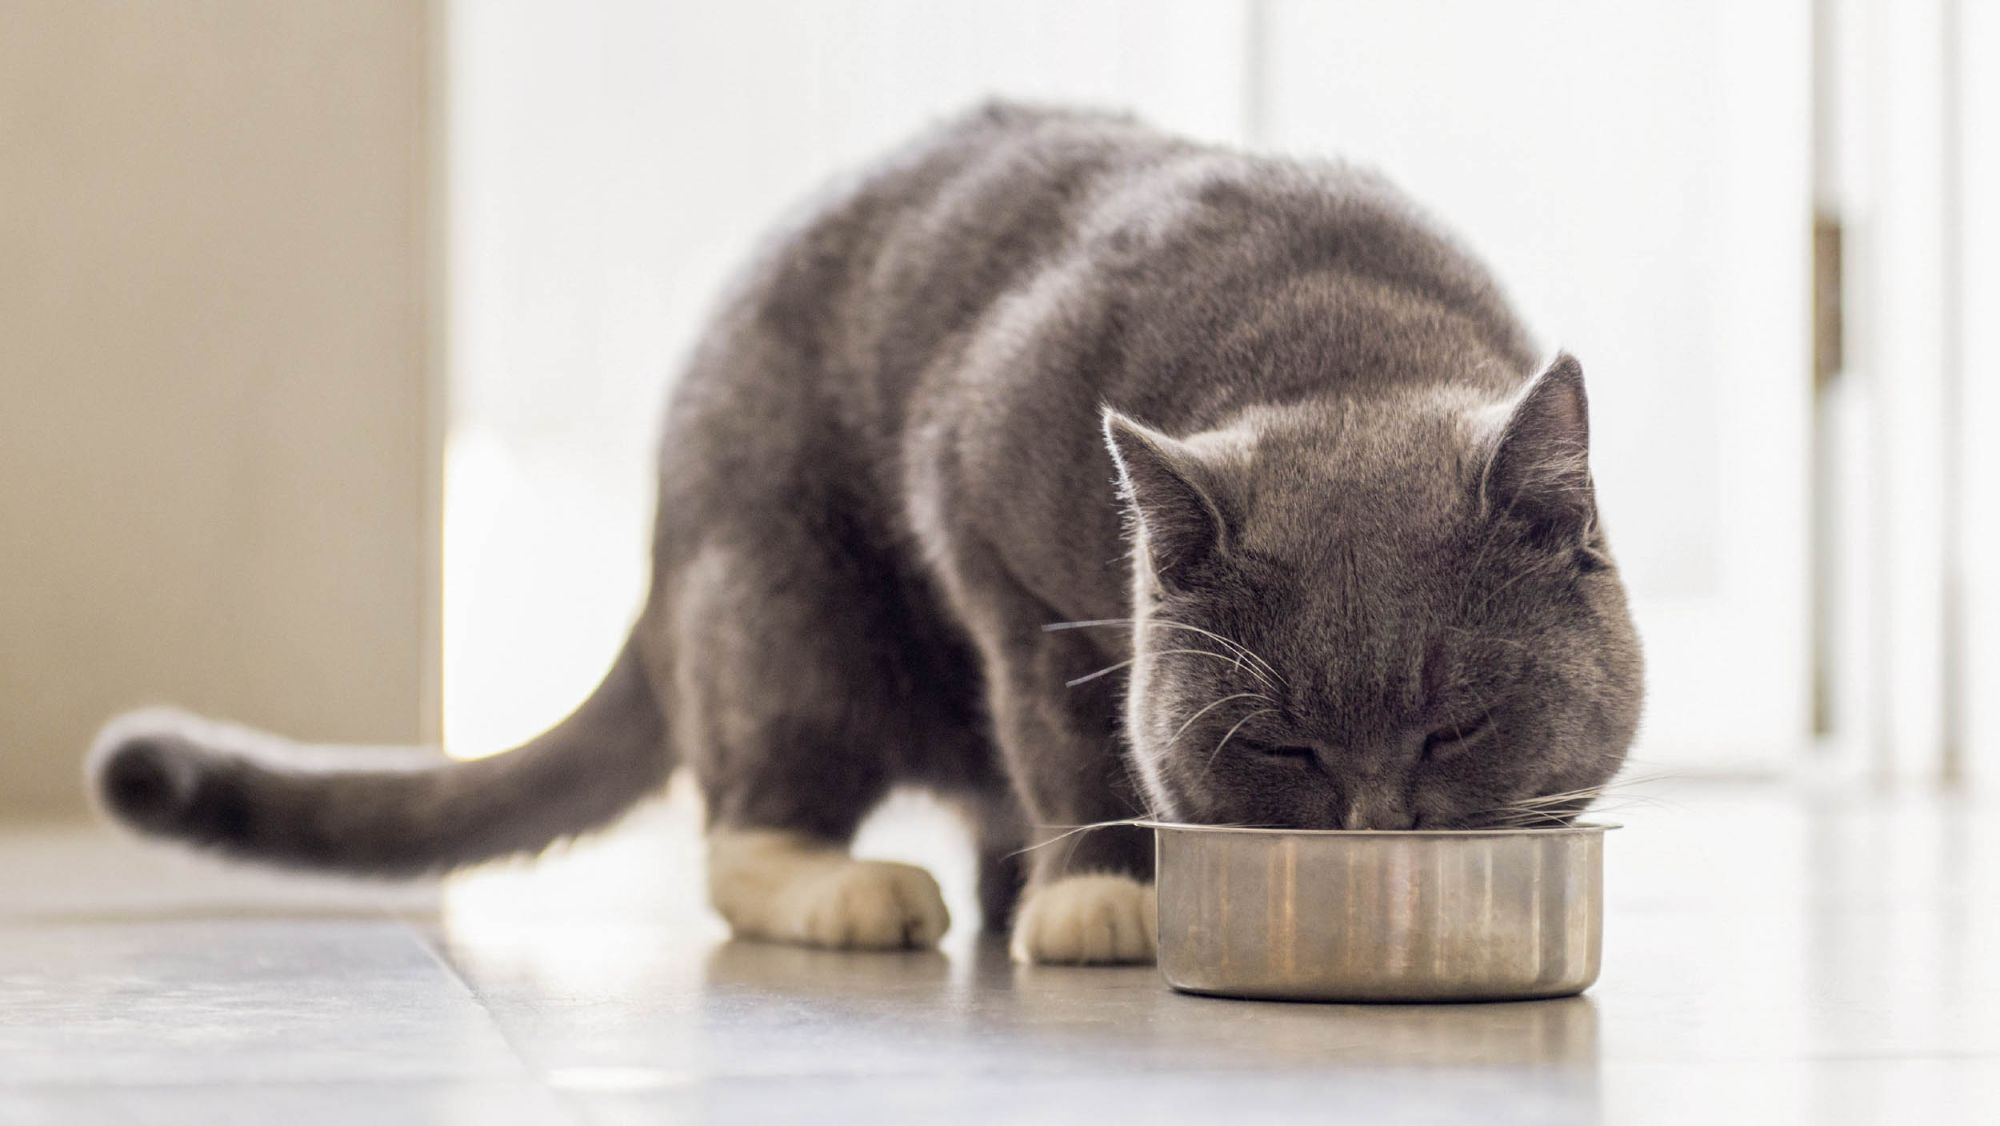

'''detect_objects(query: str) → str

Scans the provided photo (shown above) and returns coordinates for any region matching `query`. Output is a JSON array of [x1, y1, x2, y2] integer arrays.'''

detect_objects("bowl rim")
[[1140, 819, 1619, 839]]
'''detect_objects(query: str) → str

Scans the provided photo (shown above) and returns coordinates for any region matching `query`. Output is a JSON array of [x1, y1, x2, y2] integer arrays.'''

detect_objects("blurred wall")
[[0, 2, 439, 818]]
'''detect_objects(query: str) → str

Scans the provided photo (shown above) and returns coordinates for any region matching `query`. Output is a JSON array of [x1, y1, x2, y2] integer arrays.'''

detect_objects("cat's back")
[[773, 102, 1205, 387], [703, 101, 1524, 400], [668, 104, 1155, 420], [663, 104, 1534, 530], [851, 103, 1533, 402]]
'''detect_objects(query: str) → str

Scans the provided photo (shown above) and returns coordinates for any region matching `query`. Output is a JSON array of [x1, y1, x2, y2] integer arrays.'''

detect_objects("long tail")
[[86, 637, 670, 877]]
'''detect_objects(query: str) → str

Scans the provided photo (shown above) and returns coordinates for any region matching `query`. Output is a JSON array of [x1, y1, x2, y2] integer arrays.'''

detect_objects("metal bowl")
[[1152, 822, 1611, 1003]]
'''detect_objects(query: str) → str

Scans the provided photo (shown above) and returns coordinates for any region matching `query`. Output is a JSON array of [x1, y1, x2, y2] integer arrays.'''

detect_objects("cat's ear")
[[1479, 352, 1597, 548], [1103, 409, 1231, 590]]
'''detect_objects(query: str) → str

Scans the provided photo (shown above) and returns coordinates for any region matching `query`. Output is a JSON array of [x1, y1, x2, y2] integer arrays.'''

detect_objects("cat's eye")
[[1249, 742, 1318, 763], [1421, 716, 1493, 760]]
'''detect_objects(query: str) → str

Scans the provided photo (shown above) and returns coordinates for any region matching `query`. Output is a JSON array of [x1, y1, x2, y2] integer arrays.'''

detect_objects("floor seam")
[[400, 913, 588, 1126]]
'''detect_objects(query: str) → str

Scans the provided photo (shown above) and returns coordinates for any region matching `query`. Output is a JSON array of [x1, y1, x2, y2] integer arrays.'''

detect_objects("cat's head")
[[1105, 353, 1642, 830]]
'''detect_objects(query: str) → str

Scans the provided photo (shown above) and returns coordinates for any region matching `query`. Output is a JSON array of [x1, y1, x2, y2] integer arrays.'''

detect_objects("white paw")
[[708, 829, 949, 951], [780, 858, 950, 950], [1009, 873, 1157, 965]]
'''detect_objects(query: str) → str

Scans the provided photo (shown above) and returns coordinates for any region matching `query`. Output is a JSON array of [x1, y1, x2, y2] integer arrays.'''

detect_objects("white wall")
[[1953, 0, 1997, 775]]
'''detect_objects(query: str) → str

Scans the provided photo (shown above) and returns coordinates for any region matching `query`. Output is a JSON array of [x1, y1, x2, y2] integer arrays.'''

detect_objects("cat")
[[88, 103, 1642, 965]]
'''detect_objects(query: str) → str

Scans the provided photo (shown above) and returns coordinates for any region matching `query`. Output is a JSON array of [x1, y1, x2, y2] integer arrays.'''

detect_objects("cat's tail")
[[85, 637, 670, 877]]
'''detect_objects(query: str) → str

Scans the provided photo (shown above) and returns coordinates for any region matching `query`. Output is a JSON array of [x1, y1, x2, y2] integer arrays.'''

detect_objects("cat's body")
[[91, 105, 1642, 963]]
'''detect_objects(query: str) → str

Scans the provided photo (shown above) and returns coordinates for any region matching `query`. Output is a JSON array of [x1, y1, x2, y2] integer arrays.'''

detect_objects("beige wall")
[[0, 2, 439, 818]]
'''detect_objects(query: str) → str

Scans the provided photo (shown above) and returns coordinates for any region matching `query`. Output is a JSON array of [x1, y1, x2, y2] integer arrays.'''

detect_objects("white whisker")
[[1007, 815, 1268, 859], [1200, 707, 1276, 781], [1065, 646, 1285, 689], [1064, 659, 1136, 687], [1004, 817, 1151, 859], [1044, 617, 1287, 689], [1475, 770, 1684, 826], [1164, 692, 1269, 749]]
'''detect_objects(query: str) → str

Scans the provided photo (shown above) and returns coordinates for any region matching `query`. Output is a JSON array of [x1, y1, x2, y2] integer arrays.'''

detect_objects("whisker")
[[1064, 659, 1135, 687], [1483, 812, 1579, 829], [1004, 817, 1151, 860], [1484, 793, 1673, 821], [1044, 617, 1287, 688], [1163, 692, 1270, 749], [1009, 815, 1266, 859], [1042, 617, 1269, 675], [1477, 771, 1686, 827], [1491, 790, 1606, 811], [1480, 795, 1673, 829], [1493, 772, 1680, 809], [1200, 707, 1276, 782], [1064, 647, 1278, 688]]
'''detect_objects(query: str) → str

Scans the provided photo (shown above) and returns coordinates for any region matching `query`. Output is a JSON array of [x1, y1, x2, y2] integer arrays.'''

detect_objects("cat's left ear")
[[1103, 409, 1231, 590], [1480, 352, 1597, 549]]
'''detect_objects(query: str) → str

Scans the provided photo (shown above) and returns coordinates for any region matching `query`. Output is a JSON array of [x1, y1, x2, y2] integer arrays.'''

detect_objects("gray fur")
[[88, 640, 665, 875], [88, 104, 1642, 927]]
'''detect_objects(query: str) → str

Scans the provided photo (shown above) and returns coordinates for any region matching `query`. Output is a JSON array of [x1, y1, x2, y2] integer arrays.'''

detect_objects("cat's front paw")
[[708, 830, 950, 952], [1009, 873, 1157, 964], [776, 858, 951, 951]]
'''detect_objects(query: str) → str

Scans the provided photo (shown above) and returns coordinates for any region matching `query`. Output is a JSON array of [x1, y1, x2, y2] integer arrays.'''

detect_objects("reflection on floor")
[[2, 781, 1995, 1124]]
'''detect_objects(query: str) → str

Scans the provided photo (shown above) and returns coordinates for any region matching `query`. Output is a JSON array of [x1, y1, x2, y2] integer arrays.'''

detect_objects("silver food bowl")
[[1151, 822, 1611, 1003]]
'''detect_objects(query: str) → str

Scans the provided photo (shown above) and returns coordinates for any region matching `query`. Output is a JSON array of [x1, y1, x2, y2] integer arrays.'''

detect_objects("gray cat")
[[88, 104, 1642, 964]]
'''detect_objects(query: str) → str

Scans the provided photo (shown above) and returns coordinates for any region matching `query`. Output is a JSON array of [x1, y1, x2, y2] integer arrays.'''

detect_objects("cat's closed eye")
[[1245, 741, 1319, 765], [1421, 715, 1494, 761]]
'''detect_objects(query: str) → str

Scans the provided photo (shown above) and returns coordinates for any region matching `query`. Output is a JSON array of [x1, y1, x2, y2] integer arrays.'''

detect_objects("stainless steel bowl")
[[1152, 822, 1610, 1003]]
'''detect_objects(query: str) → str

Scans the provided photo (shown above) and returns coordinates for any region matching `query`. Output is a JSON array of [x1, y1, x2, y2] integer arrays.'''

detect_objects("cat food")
[[1150, 822, 1610, 1002]]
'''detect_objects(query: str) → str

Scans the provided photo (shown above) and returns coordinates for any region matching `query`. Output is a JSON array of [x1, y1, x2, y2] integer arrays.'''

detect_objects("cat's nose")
[[1341, 794, 1415, 831]]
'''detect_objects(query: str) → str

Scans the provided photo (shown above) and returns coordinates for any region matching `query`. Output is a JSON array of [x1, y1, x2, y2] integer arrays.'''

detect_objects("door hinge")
[[1812, 211, 1845, 392]]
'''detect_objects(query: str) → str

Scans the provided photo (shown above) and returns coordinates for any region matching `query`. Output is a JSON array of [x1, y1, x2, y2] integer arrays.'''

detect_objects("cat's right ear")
[[1479, 352, 1597, 550], [1102, 409, 1230, 590]]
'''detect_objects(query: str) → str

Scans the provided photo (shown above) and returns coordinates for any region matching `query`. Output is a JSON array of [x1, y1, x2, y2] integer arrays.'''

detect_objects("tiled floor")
[[2, 780, 1995, 1124]]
